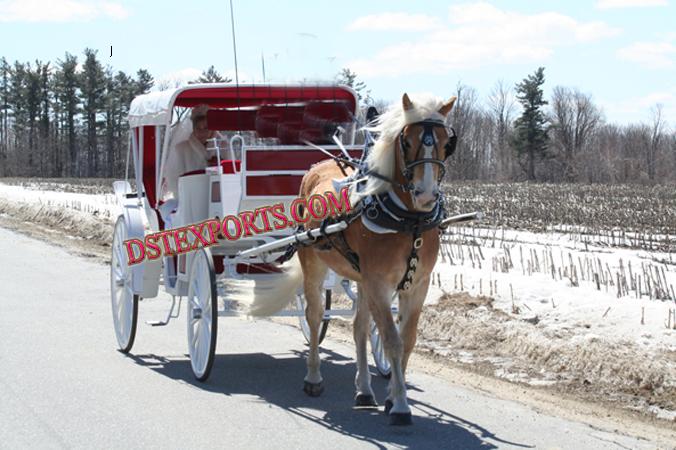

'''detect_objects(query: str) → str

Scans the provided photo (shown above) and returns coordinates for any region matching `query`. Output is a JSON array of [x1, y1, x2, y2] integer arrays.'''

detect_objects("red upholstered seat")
[[220, 159, 241, 173]]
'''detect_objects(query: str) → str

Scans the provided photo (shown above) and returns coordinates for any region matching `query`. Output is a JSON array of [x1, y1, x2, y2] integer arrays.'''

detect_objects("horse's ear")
[[438, 96, 457, 116], [402, 93, 414, 111]]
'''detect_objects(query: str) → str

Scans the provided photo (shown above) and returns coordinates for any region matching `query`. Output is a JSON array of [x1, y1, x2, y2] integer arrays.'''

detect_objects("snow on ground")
[[428, 226, 676, 352], [423, 225, 676, 420], [0, 182, 118, 221]]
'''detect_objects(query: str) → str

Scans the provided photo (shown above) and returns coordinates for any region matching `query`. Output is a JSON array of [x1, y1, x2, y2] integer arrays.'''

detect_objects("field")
[[1, 178, 674, 422]]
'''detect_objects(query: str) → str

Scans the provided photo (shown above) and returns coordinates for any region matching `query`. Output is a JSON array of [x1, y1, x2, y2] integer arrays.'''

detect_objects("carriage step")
[[145, 296, 180, 326]]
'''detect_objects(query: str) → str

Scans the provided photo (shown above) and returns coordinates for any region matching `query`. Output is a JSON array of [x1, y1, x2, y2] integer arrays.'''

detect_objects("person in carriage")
[[158, 104, 215, 226]]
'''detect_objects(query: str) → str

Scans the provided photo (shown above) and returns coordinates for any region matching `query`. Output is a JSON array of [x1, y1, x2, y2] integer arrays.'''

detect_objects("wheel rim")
[[187, 250, 216, 380], [370, 320, 391, 377], [110, 218, 137, 352]]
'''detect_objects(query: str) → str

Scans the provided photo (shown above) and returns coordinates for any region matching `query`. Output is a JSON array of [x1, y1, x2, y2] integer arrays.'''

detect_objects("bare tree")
[[548, 86, 602, 181], [647, 103, 665, 182], [486, 80, 515, 180], [448, 82, 482, 180]]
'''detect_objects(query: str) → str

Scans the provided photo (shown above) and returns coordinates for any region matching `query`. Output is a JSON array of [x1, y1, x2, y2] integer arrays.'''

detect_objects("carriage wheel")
[[296, 289, 331, 345], [370, 320, 392, 378], [187, 248, 218, 381], [110, 216, 139, 353]]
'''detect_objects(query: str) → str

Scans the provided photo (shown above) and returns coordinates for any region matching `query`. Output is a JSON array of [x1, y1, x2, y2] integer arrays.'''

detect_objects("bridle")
[[368, 119, 457, 193]]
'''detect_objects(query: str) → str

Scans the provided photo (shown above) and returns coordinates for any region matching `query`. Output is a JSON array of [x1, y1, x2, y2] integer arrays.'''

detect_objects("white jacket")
[[162, 134, 208, 200]]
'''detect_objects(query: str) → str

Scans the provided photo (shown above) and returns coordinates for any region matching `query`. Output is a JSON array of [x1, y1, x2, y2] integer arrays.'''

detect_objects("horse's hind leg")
[[353, 284, 377, 408], [299, 247, 328, 397]]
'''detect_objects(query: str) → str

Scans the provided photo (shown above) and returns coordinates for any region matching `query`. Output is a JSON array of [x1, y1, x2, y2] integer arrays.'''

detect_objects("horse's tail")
[[245, 255, 303, 317]]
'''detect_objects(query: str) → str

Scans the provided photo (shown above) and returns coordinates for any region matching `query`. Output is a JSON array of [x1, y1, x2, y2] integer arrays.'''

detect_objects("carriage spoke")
[[199, 319, 210, 359], [117, 291, 126, 317], [199, 270, 210, 307], [113, 264, 125, 281], [124, 285, 134, 303], [193, 278, 202, 301], [195, 324, 205, 369], [191, 325, 200, 348], [119, 292, 128, 319], [113, 244, 126, 267]]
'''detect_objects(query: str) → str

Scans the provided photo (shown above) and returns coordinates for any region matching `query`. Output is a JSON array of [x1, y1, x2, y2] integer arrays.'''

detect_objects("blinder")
[[444, 127, 457, 159]]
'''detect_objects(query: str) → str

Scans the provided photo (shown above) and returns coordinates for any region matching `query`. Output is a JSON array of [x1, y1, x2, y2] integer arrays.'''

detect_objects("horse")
[[249, 92, 457, 425]]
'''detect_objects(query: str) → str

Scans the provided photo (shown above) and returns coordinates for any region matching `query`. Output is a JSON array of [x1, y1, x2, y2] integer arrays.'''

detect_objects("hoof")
[[389, 412, 413, 426], [354, 394, 378, 408], [384, 399, 393, 414], [303, 381, 324, 397]]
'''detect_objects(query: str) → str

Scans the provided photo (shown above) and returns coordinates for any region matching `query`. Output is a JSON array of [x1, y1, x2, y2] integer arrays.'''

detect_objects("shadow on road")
[[129, 349, 531, 449]]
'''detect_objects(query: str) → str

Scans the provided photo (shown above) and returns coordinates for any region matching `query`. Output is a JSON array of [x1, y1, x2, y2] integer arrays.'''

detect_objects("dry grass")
[[418, 293, 676, 418], [444, 181, 676, 235]]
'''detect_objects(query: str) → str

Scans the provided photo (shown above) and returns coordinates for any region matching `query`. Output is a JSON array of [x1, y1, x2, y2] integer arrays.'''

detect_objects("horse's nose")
[[413, 189, 438, 205]]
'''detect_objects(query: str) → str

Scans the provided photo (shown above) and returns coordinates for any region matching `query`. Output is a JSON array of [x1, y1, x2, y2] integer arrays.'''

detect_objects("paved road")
[[0, 228, 662, 449]]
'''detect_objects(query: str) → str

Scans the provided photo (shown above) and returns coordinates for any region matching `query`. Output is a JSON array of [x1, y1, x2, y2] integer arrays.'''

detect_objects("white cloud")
[[347, 12, 441, 32], [617, 41, 676, 68], [596, 0, 668, 9], [100, 2, 128, 19], [346, 2, 619, 77], [601, 87, 676, 123], [0, 0, 128, 22]]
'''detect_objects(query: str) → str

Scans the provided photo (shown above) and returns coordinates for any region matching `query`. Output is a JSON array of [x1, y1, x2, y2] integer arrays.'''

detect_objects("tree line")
[[444, 67, 675, 184], [0, 49, 228, 178], [0, 55, 673, 184]]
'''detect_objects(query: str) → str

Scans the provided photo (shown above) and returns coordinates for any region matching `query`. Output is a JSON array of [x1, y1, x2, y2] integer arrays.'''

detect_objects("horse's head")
[[397, 93, 457, 212]]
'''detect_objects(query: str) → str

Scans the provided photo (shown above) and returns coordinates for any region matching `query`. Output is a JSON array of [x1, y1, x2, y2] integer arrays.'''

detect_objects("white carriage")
[[110, 84, 394, 381]]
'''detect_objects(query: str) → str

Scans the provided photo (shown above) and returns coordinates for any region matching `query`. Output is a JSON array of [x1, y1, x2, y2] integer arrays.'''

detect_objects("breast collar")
[[361, 190, 446, 235]]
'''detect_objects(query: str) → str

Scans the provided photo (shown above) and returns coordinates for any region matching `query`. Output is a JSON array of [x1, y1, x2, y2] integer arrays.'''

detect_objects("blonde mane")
[[355, 94, 447, 199]]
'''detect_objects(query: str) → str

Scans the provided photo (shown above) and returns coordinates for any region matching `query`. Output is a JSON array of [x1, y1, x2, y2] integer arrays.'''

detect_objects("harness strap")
[[397, 229, 423, 291]]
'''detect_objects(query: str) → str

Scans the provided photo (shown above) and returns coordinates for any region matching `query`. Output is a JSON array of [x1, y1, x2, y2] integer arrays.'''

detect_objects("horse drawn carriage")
[[111, 83, 394, 380], [111, 83, 477, 425]]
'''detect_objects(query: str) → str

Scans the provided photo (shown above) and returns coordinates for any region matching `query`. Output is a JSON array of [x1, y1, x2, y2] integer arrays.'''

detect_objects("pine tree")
[[55, 53, 79, 176], [103, 67, 118, 177], [37, 62, 51, 175], [114, 70, 134, 176], [0, 58, 10, 175], [512, 67, 548, 181], [25, 62, 44, 173], [336, 68, 371, 104], [191, 65, 231, 84], [80, 48, 106, 176], [134, 69, 154, 96], [10, 62, 29, 174]]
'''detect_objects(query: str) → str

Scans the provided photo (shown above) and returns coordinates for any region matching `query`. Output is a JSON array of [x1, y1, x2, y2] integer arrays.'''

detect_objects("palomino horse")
[[251, 93, 456, 425]]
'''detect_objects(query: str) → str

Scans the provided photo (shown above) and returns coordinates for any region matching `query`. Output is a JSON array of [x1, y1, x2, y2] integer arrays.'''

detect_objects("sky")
[[0, 0, 674, 125]]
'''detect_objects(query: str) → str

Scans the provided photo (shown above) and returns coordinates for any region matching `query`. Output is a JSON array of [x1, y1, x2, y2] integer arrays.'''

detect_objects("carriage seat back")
[[238, 145, 362, 222]]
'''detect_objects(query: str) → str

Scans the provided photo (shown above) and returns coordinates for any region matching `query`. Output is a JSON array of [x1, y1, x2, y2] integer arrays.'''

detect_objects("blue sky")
[[0, 0, 674, 124]]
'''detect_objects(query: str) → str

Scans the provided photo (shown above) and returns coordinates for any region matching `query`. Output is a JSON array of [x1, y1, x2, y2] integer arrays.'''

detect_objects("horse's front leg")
[[299, 248, 328, 396], [363, 280, 411, 425], [397, 275, 429, 378], [353, 283, 377, 407]]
